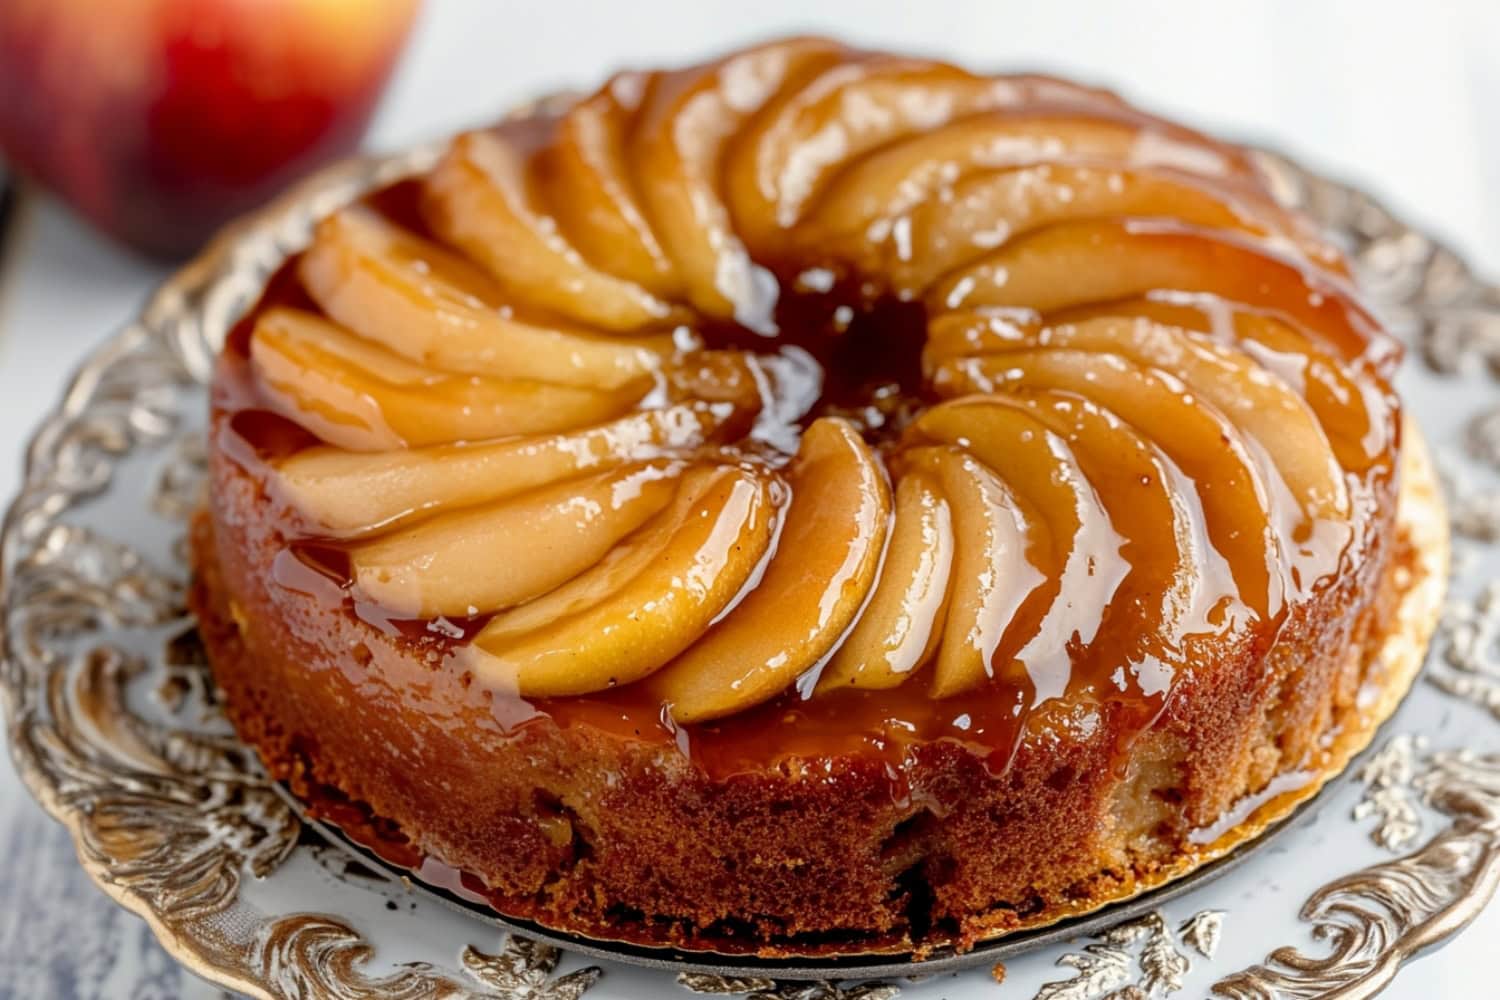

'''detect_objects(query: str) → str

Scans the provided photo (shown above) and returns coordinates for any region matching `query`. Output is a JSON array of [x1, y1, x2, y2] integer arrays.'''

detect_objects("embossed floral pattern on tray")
[[3, 135, 1500, 999]]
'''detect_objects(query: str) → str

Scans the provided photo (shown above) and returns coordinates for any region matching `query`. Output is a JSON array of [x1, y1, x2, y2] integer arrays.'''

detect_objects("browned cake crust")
[[190, 421, 1424, 955]]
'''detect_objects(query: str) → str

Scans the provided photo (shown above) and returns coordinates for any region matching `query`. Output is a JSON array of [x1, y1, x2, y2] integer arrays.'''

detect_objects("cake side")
[[189, 411, 1432, 954]]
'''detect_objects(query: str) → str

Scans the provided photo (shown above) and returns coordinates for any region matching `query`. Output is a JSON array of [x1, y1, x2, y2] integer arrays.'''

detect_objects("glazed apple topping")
[[648, 417, 891, 722], [462, 462, 779, 698], [225, 37, 1399, 741]]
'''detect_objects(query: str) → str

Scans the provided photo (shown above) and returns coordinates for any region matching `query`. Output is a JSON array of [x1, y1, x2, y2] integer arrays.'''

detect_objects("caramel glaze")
[[212, 37, 1401, 782]]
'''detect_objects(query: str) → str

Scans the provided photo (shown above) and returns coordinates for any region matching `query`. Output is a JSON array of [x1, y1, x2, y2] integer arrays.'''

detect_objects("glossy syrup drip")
[[212, 37, 1402, 779]]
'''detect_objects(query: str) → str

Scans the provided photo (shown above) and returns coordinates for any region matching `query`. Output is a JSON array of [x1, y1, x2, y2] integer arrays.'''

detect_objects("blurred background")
[[0, 0, 1498, 995], [374, 0, 1500, 266]]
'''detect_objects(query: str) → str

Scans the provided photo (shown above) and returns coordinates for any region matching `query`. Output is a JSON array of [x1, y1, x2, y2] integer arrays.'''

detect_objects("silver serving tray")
[[5, 139, 1500, 999]]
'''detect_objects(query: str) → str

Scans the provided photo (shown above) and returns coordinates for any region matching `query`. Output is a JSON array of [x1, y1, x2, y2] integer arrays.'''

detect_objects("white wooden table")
[[1, 1, 1496, 994]]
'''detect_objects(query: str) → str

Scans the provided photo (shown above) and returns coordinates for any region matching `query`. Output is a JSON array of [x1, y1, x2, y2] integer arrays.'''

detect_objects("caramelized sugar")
[[272, 542, 493, 644], [694, 279, 931, 445], [217, 260, 324, 465]]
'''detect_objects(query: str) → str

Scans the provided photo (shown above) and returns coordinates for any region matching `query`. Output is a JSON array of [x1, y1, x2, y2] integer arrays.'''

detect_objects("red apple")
[[0, 0, 420, 258]]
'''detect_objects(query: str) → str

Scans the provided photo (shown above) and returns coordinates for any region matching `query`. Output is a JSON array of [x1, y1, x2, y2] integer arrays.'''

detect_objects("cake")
[[190, 37, 1443, 957]]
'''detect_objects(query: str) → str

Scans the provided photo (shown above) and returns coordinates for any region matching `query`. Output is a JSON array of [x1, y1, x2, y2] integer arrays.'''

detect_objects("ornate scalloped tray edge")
[[5, 136, 1500, 999]]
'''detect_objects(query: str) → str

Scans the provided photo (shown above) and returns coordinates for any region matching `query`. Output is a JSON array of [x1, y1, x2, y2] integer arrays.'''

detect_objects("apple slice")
[[469, 465, 742, 646], [951, 315, 1350, 521], [1012, 389, 1208, 672], [631, 37, 843, 325], [928, 219, 1377, 363], [816, 469, 953, 691], [422, 129, 677, 331], [902, 446, 1047, 700], [349, 461, 682, 618], [462, 463, 776, 698], [272, 403, 729, 536], [249, 307, 644, 450], [796, 113, 1280, 255], [910, 398, 1126, 701], [792, 116, 1128, 265], [300, 207, 675, 389], [652, 418, 891, 723], [934, 348, 1281, 618], [792, 115, 1133, 257], [540, 75, 682, 298], [922, 308, 1043, 369], [1064, 318, 1344, 519], [1056, 297, 1392, 474], [827, 161, 1340, 292], [725, 56, 1018, 252], [1227, 312, 1394, 473], [997, 73, 1134, 113]]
